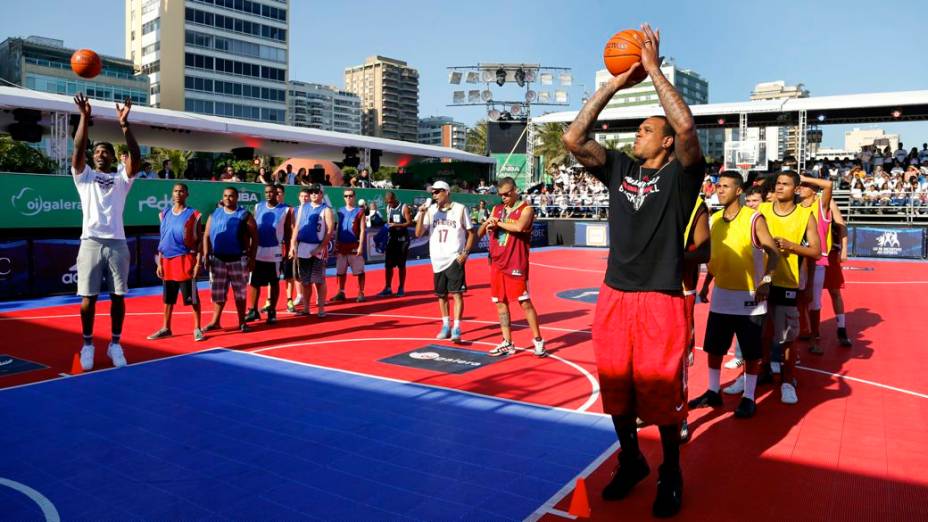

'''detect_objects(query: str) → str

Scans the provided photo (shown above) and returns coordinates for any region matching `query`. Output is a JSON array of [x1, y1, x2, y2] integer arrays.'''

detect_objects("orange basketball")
[[603, 30, 648, 82], [70, 49, 102, 79]]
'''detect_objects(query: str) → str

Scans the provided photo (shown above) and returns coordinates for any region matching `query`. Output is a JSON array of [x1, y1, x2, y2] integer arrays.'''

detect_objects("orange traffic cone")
[[70, 352, 84, 375], [568, 477, 591, 518]]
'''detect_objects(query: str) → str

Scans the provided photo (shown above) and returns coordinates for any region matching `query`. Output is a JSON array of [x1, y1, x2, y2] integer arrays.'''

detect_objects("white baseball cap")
[[430, 180, 451, 192]]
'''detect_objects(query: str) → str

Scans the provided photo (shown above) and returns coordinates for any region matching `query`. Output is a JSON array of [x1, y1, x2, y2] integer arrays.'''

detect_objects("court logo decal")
[[557, 288, 600, 304], [380, 345, 501, 374], [0, 355, 47, 377]]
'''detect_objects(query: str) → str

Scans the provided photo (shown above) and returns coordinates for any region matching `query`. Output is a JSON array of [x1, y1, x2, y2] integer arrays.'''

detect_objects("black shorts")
[[163, 279, 199, 306], [703, 312, 764, 361], [280, 257, 294, 280], [433, 260, 466, 297], [249, 260, 279, 287], [385, 238, 409, 268]]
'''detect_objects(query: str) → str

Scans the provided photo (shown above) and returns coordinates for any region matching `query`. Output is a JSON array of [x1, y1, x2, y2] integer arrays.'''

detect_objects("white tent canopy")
[[0, 86, 494, 166], [533, 89, 928, 129]]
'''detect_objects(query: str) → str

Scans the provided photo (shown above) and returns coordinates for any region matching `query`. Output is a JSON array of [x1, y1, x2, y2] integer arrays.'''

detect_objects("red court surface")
[[2, 247, 927, 520]]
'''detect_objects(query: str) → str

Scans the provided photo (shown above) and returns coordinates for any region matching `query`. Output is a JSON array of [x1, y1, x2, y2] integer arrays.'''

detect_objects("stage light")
[[891, 109, 902, 119], [515, 68, 526, 87], [524, 69, 535, 82], [448, 71, 462, 85], [525, 90, 537, 103], [559, 72, 573, 86], [481, 89, 493, 102], [540, 73, 553, 85], [602, 123, 609, 130], [538, 91, 550, 103], [467, 90, 480, 103], [482, 70, 495, 83], [817, 114, 826, 122], [452, 91, 465, 104], [554, 90, 568, 103], [488, 109, 501, 121], [499, 111, 513, 121], [495, 68, 507, 86], [466, 71, 479, 83], [717, 117, 726, 125], [510, 103, 522, 116]]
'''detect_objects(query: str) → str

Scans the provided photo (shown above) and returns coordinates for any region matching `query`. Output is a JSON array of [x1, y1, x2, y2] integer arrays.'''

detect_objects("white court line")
[[249, 337, 602, 412], [0, 477, 60, 522], [796, 364, 928, 399], [524, 441, 621, 522], [0, 346, 225, 393], [0, 310, 594, 335], [531, 261, 603, 274]]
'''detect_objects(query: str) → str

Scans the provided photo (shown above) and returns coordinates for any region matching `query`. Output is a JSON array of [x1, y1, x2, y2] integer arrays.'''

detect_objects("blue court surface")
[[0, 349, 616, 520]]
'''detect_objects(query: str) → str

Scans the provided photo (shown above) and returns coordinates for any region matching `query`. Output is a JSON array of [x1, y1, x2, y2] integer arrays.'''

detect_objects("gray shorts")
[[77, 238, 131, 297], [772, 304, 800, 346]]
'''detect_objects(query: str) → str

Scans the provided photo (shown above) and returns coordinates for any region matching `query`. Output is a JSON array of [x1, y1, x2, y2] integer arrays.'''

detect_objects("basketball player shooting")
[[563, 24, 703, 518]]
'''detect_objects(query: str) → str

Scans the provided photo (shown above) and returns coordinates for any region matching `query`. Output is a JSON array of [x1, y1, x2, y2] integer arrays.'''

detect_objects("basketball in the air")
[[603, 30, 648, 82], [70, 49, 102, 79]]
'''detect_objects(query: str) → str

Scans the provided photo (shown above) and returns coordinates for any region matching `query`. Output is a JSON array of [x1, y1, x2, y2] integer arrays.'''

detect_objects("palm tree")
[[535, 122, 570, 175], [149, 148, 193, 177], [465, 120, 488, 155]]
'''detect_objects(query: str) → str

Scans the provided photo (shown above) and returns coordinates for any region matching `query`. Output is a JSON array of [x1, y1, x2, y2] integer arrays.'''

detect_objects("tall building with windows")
[[593, 60, 723, 160], [746, 81, 810, 160], [287, 81, 361, 134], [0, 36, 149, 104], [125, 0, 289, 124], [344, 56, 419, 142], [418, 116, 467, 150]]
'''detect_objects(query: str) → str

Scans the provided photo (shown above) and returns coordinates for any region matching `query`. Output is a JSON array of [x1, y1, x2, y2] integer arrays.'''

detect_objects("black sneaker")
[[687, 390, 722, 409], [240, 323, 251, 333], [734, 397, 756, 418], [838, 328, 853, 347], [679, 419, 690, 444], [602, 452, 650, 501], [266, 310, 277, 325], [244, 309, 260, 322], [331, 292, 346, 302], [652, 465, 683, 518]]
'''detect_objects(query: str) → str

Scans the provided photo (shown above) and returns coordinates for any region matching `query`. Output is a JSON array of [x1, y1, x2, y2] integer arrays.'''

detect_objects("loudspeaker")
[[8, 109, 44, 143], [370, 149, 382, 173], [230, 147, 254, 161], [184, 157, 213, 180]]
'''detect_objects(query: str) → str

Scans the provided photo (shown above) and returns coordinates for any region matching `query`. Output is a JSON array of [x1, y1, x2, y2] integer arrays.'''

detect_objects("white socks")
[[442, 316, 450, 327], [744, 374, 758, 401], [453, 319, 461, 329], [708, 368, 721, 393]]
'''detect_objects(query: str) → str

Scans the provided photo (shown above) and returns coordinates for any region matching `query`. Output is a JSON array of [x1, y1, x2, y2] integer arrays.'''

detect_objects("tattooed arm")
[[639, 24, 700, 168], [562, 63, 645, 171]]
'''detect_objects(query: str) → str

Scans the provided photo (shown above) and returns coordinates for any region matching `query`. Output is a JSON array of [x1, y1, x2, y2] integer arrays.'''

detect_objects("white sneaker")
[[107, 343, 127, 368], [724, 358, 744, 370], [79, 345, 95, 371], [723, 376, 745, 395], [532, 338, 548, 358], [780, 382, 798, 404], [294, 295, 303, 306], [770, 361, 782, 374], [488, 340, 515, 357]]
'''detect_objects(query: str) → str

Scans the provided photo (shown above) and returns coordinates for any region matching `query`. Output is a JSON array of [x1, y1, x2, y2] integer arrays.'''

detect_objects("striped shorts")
[[209, 257, 248, 304]]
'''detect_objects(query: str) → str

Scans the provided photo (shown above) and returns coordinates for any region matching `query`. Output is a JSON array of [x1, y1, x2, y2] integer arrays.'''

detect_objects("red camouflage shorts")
[[683, 291, 697, 352], [592, 284, 688, 426]]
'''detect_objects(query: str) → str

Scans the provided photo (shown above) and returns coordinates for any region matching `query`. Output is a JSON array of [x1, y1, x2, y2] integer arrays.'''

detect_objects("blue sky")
[[2, 0, 926, 149]]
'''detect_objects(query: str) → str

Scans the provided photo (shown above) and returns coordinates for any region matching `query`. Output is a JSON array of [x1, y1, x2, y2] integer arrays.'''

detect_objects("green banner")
[[492, 153, 533, 189], [1, 173, 498, 229]]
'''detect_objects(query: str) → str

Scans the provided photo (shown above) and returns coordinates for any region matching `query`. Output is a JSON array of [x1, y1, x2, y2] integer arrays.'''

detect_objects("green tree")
[[0, 137, 57, 174], [465, 120, 488, 155], [372, 166, 396, 181], [535, 122, 570, 174], [149, 148, 193, 177]]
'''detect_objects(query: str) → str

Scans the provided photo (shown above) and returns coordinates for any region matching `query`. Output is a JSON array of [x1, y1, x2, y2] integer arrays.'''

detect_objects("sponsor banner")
[[380, 345, 503, 374], [32, 238, 137, 295], [32, 239, 82, 295], [853, 227, 925, 259], [138, 235, 161, 287], [575, 222, 609, 247], [0, 355, 47, 377], [530, 221, 548, 247], [0, 240, 29, 299], [1, 173, 497, 229]]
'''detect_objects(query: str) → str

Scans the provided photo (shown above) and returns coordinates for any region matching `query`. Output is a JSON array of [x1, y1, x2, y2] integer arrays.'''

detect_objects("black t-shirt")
[[589, 151, 704, 292]]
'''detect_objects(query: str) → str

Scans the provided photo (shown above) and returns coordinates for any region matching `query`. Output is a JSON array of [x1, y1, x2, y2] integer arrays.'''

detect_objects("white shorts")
[[336, 254, 364, 275], [811, 265, 826, 311]]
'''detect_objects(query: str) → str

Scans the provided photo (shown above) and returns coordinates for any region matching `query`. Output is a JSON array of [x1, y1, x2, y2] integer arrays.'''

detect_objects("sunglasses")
[[498, 190, 515, 197], [344, 194, 355, 198], [431, 189, 445, 194]]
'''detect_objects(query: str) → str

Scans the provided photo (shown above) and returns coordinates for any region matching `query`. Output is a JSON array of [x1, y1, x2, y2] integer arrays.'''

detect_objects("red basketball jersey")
[[489, 202, 531, 278]]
